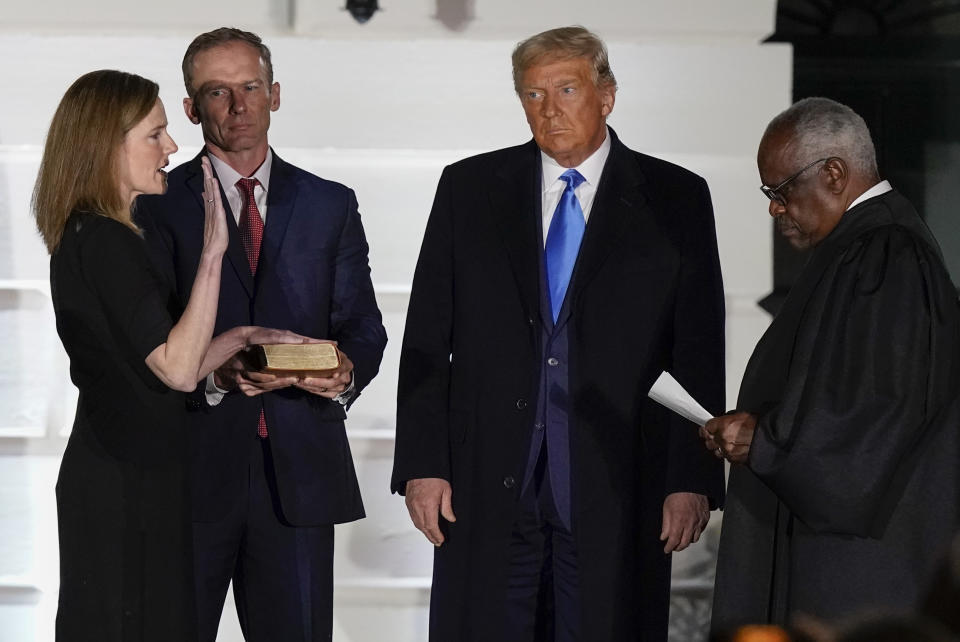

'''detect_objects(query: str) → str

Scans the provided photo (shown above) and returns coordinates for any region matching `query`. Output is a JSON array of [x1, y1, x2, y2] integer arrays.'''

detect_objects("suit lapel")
[[258, 151, 297, 283], [490, 141, 542, 328], [187, 152, 255, 298], [559, 132, 646, 328]]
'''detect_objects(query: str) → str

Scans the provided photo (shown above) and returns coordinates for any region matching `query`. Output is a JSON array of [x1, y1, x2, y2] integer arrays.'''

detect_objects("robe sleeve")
[[747, 224, 959, 537]]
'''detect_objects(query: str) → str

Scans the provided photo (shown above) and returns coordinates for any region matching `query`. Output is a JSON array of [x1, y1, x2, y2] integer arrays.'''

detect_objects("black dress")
[[50, 211, 196, 641]]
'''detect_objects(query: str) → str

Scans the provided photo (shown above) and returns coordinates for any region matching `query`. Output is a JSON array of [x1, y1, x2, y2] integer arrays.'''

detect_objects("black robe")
[[712, 189, 960, 633]]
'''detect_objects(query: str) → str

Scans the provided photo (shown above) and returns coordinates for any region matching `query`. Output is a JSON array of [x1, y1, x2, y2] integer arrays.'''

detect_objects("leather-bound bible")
[[252, 343, 340, 377]]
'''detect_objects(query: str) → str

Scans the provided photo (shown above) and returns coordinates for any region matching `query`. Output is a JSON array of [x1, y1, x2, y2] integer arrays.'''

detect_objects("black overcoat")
[[712, 190, 960, 633], [392, 131, 726, 640]]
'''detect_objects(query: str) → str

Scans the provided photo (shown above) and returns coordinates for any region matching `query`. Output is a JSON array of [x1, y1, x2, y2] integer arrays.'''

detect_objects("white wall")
[[0, 2, 790, 640]]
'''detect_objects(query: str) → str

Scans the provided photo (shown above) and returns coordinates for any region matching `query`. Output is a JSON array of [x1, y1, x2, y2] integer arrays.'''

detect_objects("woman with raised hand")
[[34, 69, 302, 641]]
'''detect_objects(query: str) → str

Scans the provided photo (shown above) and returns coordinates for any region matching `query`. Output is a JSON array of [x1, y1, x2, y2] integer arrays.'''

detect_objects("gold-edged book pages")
[[253, 343, 340, 377]]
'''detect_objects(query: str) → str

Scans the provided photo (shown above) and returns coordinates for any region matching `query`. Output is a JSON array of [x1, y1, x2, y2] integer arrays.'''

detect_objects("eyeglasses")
[[759, 157, 831, 205]]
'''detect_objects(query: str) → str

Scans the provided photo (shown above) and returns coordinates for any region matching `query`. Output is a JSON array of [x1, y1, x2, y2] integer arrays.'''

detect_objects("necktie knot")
[[236, 177, 261, 199], [559, 168, 585, 191]]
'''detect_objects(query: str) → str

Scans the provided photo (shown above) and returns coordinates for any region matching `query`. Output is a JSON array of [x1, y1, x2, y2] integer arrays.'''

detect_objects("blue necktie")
[[544, 169, 586, 322]]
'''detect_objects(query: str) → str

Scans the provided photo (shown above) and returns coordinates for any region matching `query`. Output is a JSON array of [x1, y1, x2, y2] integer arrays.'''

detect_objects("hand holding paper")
[[647, 371, 714, 427]]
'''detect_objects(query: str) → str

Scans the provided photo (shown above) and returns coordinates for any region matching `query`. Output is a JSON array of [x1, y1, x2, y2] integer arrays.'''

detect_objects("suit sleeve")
[[665, 175, 727, 507], [328, 189, 387, 401], [747, 226, 959, 536], [391, 167, 456, 494]]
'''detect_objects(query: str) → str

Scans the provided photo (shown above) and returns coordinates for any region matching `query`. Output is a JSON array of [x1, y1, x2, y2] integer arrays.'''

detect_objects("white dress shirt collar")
[[847, 179, 892, 211], [540, 127, 611, 193], [206, 149, 273, 224], [538, 128, 612, 244], [207, 148, 273, 194]]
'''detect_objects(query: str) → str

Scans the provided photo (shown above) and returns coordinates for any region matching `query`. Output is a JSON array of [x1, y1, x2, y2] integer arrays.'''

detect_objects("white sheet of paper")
[[647, 371, 714, 427]]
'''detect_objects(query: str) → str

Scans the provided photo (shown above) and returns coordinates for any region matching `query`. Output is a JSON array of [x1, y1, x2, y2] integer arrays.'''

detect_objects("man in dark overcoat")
[[392, 26, 726, 641], [704, 97, 960, 634]]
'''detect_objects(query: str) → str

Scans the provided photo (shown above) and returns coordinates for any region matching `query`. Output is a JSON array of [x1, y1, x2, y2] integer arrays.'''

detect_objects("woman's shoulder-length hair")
[[33, 69, 158, 253]]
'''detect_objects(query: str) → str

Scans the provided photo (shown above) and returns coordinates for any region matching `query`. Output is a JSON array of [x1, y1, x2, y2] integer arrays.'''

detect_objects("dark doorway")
[[762, 1, 960, 314]]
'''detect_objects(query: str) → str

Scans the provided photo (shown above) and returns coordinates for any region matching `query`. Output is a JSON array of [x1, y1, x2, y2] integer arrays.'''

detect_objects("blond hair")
[[512, 26, 617, 96], [32, 70, 158, 253]]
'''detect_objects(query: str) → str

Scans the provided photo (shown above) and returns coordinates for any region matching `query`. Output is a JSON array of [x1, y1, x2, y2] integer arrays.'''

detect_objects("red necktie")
[[236, 178, 269, 438]]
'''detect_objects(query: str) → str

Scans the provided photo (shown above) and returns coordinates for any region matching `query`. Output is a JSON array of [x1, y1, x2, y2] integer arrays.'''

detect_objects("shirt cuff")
[[334, 374, 356, 406], [204, 372, 229, 407]]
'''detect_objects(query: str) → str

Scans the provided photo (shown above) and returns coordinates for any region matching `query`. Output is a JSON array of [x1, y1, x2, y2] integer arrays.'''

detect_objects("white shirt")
[[207, 149, 273, 225], [847, 179, 892, 211], [540, 127, 612, 244]]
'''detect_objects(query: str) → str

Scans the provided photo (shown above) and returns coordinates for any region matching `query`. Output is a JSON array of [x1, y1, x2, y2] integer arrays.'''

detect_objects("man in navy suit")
[[392, 26, 725, 641], [138, 27, 386, 642]]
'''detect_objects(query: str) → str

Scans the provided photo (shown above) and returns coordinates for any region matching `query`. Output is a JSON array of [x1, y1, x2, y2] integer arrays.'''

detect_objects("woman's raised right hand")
[[200, 155, 228, 257]]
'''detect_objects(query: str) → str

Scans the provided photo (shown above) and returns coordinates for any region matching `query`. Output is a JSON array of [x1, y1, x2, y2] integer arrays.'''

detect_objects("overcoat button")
[[503, 476, 516, 489], [547, 357, 559, 366], [515, 398, 527, 410], [186, 398, 201, 410], [527, 316, 535, 326]]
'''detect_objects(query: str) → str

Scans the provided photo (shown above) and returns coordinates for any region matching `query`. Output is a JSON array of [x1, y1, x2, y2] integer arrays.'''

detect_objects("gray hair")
[[511, 26, 617, 96], [767, 97, 878, 178]]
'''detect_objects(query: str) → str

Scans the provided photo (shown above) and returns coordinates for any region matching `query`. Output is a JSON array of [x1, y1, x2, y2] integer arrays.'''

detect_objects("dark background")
[[763, 0, 960, 313]]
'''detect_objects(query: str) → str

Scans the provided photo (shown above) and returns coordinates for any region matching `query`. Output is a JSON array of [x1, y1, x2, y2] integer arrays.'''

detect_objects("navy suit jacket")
[[138, 150, 386, 526]]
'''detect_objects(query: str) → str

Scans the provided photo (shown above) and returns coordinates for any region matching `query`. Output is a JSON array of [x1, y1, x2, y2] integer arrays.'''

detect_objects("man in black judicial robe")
[[704, 97, 960, 633]]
